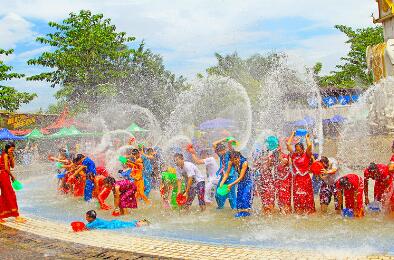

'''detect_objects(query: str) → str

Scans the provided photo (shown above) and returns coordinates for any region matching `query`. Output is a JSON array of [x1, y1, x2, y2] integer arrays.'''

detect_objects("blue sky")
[[0, 0, 376, 112]]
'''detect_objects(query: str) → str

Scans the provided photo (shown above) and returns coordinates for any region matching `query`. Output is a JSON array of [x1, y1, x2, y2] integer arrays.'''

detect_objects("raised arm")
[[364, 174, 369, 205], [220, 161, 233, 187], [305, 133, 312, 157], [189, 149, 204, 165], [212, 138, 227, 150], [286, 131, 295, 154]]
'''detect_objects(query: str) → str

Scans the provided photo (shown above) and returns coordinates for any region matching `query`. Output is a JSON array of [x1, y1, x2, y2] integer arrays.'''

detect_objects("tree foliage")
[[115, 49, 187, 123], [27, 10, 144, 111], [319, 25, 383, 88], [0, 49, 37, 112], [206, 52, 286, 104]]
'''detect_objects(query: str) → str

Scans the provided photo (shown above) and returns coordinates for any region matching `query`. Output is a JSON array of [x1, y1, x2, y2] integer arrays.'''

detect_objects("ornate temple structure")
[[367, 0, 394, 81]]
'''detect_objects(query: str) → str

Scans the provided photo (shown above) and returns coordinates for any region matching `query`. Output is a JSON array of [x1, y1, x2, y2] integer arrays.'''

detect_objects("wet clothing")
[[235, 156, 253, 210], [319, 158, 340, 208], [86, 218, 138, 230], [142, 155, 152, 197], [291, 152, 315, 214], [116, 179, 137, 209], [0, 152, 19, 219], [336, 174, 364, 217], [203, 157, 219, 203], [186, 181, 206, 206], [216, 151, 237, 209], [82, 157, 96, 201], [364, 164, 392, 203], [176, 162, 205, 206], [128, 159, 149, 203], [319, 183, 339, 209]]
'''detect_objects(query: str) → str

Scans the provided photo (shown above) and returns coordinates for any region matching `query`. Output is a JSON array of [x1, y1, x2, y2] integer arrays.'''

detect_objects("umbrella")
[[25, 128, 45, 139], [49, 126, 82, 139], [289, 116, 315, 127], [330, 115, 346, 123], [199, 118, 236, 130], [0, 128, 26, 141], [126, 123, 148, 132]]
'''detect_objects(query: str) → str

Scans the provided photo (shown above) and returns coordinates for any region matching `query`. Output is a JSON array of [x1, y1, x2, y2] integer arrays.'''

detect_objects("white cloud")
[[0, 0, 380, 110], [287, 34, 350, 74], [0, 13, 35, 49], [18, 46, 52, 60]]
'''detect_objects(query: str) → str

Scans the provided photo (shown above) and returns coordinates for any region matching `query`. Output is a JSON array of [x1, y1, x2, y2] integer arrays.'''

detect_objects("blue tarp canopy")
[[322, 96, 337, 107], [0, 128, 26, 141], [199, 118, 236, 130]]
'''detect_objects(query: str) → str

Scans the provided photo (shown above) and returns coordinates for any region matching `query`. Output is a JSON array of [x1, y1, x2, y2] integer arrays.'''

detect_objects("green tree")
[[116, 49, 187, 123], [206, 52, 286, 105], [27, 10, 144, 111], [320, 25, 383, 88], [0, 49, 37, 111]]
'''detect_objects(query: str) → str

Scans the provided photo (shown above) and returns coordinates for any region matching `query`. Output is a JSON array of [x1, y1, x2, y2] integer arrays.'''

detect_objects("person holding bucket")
[[174, 153, 206, 211], [317, 156, 340, 213], [212, 141, 237, 209], [0, 142, 26, 223], [220, 151, 253, 218], [286, 131, 315, 214]]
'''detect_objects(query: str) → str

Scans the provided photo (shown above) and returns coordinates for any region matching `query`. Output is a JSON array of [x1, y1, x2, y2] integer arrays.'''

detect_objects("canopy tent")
[[0, 128, 26, 141], [43, 108, 86, 130], [10, 129, 31, 136], [199, 118, 236, 130], [25, 128, 45, 139], [49, 126, 83, 139], [126, 123, 149, 132], [330, 114, 346, 123]]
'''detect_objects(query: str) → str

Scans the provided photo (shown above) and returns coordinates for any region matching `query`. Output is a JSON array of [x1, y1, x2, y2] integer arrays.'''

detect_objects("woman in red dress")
[[286, 132, 315, 214], [0, 142, 26, 222]]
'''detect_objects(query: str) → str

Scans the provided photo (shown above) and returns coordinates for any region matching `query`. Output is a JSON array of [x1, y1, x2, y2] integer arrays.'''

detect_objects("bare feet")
[[15, 216, 27, 223]]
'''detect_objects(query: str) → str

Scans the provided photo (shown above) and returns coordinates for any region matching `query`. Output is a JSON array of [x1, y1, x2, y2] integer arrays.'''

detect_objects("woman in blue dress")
[[220, 151, 253, 217]]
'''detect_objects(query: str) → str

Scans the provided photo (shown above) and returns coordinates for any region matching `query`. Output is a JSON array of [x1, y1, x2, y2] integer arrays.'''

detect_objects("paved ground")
[[0, 224, 162, 260], [1, 217, 394, 260]]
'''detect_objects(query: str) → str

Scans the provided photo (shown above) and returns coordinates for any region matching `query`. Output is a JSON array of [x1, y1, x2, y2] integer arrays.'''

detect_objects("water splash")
[[164, 76, 252, 153], [338, 77, 394, 169]]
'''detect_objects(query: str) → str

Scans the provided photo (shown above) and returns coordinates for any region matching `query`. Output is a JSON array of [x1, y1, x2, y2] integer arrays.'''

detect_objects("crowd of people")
[[1, 130, 394, 226]]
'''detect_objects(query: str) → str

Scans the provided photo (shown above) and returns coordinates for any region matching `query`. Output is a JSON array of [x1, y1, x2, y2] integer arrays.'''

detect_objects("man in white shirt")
[[188, 148, 219, 204], [174, 153, 206, 211], [318, 156, 340, 213]]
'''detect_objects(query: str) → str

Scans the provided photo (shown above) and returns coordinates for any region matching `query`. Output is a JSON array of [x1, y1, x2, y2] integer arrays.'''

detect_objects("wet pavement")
[[0, 225, 164, 260]]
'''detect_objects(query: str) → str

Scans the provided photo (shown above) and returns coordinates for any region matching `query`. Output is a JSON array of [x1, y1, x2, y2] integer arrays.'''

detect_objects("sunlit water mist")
[[251, 62, 323, 154], [18, 173, 394, 255], [164, 76, 252, 153], [75, 103, 162, 171], [338, 77, 394, 169]]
